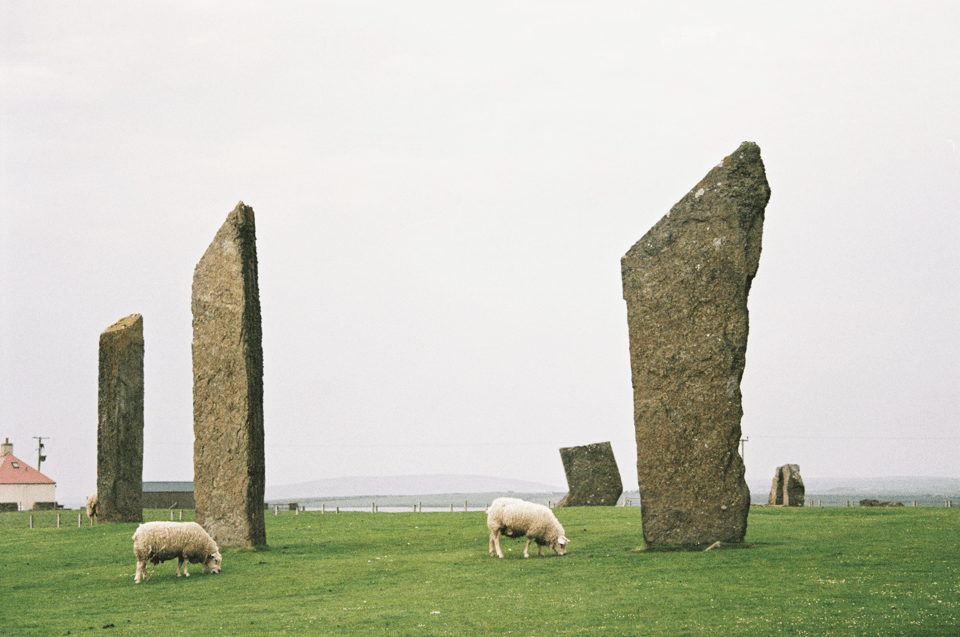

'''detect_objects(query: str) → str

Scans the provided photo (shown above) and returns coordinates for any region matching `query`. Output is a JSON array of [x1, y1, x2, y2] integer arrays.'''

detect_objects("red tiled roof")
[[0, 453, 55, 484]]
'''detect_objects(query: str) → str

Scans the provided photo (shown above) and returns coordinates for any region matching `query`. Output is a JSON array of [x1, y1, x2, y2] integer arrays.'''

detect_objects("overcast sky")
[[2, 1, 957, 508]]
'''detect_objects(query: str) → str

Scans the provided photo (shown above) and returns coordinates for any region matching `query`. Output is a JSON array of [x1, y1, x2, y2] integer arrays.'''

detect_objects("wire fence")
[[3, 495, 957, 529]]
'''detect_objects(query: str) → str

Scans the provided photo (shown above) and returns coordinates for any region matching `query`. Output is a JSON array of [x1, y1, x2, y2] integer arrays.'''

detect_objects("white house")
[[0, 438, 56, 510]]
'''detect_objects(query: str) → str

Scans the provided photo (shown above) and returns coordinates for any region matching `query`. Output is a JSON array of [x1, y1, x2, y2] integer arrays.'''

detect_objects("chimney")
[[1, 438, 11, 456]]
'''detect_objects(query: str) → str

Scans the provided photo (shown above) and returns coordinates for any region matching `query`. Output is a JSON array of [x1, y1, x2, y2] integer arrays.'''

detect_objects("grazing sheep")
[[132, 521, 222, 583], [487, 497, 569, 558], [85, 491, 98, 525]]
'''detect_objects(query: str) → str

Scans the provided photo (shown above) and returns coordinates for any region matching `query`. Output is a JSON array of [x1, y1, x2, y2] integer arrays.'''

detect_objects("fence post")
[[57, 513, 61, 528], [321, 504, 325, 514], [418, 502, 422, 512], [179, 510, 183, 520], [30, 514, 34, 529], [78, 512, 82, 527], [464, 500, 468, 512], [275, 505, 279, 516], [336, 506, 340, 514], [371, 502, 375, 513]]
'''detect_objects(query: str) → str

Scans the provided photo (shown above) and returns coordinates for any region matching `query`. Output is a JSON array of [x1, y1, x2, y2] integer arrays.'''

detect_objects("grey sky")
[[2, 1, 958, 508]]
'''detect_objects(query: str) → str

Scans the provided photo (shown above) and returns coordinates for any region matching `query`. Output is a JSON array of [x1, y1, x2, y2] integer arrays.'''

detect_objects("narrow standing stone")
[[556, 442, 623, 507], [192, 202, 266, 547], [622, 142, 770, 545], [97, 314, 144, 523]]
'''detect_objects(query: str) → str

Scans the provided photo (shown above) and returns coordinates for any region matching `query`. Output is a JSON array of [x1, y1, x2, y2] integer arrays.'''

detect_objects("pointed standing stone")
[[97, 314, 144, 523], [622, 142, 770, 545], [192, 202, 266, 547], [556, 441, 624, 507]]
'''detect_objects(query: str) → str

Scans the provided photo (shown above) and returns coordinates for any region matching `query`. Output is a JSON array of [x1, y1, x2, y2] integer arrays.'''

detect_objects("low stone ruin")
[[768, 464, 805, 507], [556, 442, 623, 507], [859, 499, 904, 507]]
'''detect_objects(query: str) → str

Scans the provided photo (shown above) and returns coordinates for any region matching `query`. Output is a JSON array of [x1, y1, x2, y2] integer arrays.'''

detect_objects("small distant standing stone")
[[768, 464, 805, 507], [192, 202, 266, 547], [556, 442, 623, 507], [97, 314, 144, 523], [622, 142, 770, 545]]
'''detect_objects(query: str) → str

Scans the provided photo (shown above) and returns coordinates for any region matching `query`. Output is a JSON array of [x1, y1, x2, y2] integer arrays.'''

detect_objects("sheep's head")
[[552, 536, 570, 556], [204, 551, 222, 574]]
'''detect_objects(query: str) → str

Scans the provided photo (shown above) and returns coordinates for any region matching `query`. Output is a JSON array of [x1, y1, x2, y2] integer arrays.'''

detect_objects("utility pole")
[[33, 436, 47, 471], [740, 436, 748, 464]]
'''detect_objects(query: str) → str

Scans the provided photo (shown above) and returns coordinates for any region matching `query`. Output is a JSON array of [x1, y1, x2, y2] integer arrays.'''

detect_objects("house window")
[[11, 462, 19, 468]]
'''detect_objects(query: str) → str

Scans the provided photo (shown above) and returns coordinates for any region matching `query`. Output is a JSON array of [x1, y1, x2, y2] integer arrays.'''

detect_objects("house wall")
[[142, 491, 195, 509], [0, 483, 56, 510]]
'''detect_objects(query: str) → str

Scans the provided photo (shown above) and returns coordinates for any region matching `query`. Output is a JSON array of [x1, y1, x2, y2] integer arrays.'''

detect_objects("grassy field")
[[2, 507, 957, 635]]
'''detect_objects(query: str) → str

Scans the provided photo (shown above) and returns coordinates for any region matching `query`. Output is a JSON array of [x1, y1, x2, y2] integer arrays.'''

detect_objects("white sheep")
[[85, 491, 98, 525], [132, 521, 222, 583], [487, 497, 569, 558]]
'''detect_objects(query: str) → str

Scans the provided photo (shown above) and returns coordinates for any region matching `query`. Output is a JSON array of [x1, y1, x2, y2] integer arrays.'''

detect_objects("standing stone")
[[556, 441, 623, 507], [192, 202, 266, 547], [768, 464, 805, 507], [97, 314, 144, 523], [622, 142, 770, 545]]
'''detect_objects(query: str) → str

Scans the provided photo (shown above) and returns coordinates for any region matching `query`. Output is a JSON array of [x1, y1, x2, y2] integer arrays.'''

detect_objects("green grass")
[[1, 507, 957, 635]]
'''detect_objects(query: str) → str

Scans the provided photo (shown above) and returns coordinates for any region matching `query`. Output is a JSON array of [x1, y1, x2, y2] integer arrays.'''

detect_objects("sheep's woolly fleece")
[[132, 521, 222, 583], [85, 491, 98, 523], [487, 497, 569, 558]]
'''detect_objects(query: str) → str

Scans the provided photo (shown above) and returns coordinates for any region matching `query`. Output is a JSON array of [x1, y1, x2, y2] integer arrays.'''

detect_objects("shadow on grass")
[[639, 541, 762, 552]]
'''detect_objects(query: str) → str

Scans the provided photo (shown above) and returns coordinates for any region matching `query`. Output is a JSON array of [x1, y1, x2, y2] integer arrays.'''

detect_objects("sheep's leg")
[[523, 538, 532, 558], [490, 529, 504, 558], [537, 543, 544, 556], [177, 557, 190, 577], [135, 560, 149, 583]]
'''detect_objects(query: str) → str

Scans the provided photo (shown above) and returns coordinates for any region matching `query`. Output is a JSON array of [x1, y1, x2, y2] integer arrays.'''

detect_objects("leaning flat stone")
[[622, 142, 770, 545], [192, 202, 266, 547], [556, 442, 623, 507]]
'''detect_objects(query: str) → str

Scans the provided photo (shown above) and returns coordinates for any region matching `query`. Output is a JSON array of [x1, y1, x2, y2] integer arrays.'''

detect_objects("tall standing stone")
[[97, 314, 144, 523], [192, 202, 266, 547], [622, 142, 770, 545], [768, 464, 805, 507], [556, 442, 623, 507]]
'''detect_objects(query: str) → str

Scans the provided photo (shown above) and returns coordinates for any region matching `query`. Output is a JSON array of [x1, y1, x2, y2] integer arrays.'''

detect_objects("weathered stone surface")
[[97, 314, 144, 523], [192, 202, 266, 547], [556, 442, 623, 507], [622, 142, 770, 545], [769, 464, 805, 507]]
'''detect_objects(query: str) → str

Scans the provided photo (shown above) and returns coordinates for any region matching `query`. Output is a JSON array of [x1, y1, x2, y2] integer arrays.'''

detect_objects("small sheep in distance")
[[132, 521, 222, 583], [85, 491, 98, 525], [487, 497, 569, 558]]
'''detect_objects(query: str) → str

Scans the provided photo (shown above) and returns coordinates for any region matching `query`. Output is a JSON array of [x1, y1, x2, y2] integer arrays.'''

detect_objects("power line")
[[748, 435, 959, 441]]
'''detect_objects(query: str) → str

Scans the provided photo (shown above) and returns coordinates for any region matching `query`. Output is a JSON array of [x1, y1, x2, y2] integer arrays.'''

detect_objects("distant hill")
[[265, 474, 566, 500], [748, 476, 960, 497]]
